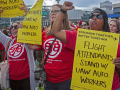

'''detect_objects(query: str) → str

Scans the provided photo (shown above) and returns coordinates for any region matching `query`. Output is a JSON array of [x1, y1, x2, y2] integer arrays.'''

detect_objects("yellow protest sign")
[[71, 29, 119, 90], [0, 0, 25, 17], [17, 0, 43, 45]]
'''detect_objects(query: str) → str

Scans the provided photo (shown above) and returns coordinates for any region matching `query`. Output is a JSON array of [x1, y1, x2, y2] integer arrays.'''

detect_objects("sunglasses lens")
[[14, 26, 18, 29], [11, 25, 18, 29], [89, 14, 94, 19], [81, 24, 87, 27], [90, 14, 103, 19], [97, 14, 103, 19]]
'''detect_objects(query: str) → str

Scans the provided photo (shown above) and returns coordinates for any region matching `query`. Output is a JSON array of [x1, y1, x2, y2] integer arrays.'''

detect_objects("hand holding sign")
[[0, 0, 25, 17], [17, 0, 43, 45], [71, 29, 119, 90], [113, 58, 120, 68], [18, 21, 23, 28], [19, 1, 28, 14]]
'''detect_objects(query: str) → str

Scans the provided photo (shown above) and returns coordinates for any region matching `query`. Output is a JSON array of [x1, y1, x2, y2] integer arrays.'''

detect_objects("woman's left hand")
[[19, 1, 28, 14], [113, 58, 120, 68]]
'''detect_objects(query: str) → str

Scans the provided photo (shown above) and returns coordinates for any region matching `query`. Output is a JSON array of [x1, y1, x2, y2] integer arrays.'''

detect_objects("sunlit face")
[[81, 22, 89, 29], [50, 6, 60, 22], [89, 13, 104, 31], [109, 21, 118, 33], [11, 23, 18, 38]]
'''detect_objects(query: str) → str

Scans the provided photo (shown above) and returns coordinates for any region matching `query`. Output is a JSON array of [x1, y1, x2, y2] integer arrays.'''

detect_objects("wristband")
[[60, 8, 66, 14]]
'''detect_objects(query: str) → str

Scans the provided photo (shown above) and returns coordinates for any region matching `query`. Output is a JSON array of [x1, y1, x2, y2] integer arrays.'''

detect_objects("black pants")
[[10, 77, 30, 90]]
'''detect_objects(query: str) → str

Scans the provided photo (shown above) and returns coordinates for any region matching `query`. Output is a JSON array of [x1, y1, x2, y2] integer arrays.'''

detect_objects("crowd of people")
[[0, 1, 120, 90]]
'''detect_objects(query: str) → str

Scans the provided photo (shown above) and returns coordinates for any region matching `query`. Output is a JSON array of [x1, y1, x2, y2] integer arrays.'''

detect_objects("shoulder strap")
[[44, 38, 56, 65], [4, 39, 12, 62]]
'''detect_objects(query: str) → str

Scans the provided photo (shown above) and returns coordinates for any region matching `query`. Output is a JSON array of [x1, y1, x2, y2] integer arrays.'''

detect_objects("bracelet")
[[60, 8, 66, 14]]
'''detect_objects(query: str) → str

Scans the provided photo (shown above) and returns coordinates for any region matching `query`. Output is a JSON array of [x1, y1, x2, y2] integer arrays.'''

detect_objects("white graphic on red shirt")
[[44, 38, 62, 58], [9, 43, 24, 58]]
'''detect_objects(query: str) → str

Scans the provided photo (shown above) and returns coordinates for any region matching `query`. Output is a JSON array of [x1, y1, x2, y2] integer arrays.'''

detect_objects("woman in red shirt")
[[51, 1, 120, 90], [26, 3, 74, 90], [0, 2, 36, 90]]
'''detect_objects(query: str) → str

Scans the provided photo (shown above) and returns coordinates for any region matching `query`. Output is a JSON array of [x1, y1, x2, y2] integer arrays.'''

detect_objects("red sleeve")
[[65, 30, 77, 51], [37, 31, 46, 50], [117, 43, 120, 58], [0, 43, 5, 50]]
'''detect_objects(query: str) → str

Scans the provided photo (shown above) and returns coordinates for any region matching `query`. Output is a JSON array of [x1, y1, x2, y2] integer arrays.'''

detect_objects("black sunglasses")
[[81, 24, 87, 27], [89, 14, 103, 19], [11, 25, 18, 29]]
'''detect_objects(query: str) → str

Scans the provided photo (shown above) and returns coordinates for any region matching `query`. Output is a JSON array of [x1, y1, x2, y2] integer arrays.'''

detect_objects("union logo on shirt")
[[9, 43, 24, 58], [44, 38, 62, 58]]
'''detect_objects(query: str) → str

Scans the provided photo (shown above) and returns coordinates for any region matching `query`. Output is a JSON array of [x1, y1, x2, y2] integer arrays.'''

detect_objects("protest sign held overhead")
[[0, 0, 25, 17], [71, 29, 119, 90], [17, 0, 43, 45]]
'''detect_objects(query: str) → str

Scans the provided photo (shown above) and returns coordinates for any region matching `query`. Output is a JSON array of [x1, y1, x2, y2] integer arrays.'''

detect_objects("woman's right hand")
[[18, 21, 23, 28], [19, 1, 28, 14], [26, 43, 40, 50], [0, 7, 3, 17], [62, 1, 74, 11]]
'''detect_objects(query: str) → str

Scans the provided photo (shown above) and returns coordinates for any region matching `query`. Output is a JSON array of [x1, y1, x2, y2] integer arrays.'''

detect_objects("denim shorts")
[[45, 78, 71, 90]]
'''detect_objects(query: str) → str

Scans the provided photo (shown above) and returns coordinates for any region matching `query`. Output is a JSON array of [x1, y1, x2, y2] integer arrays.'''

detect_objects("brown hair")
[[46, 4, 70, 36], [2, 29, 8, 36], [109, 19, 120, 33]]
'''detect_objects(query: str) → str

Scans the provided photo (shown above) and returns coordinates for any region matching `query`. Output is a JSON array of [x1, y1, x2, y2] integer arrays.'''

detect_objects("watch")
[[60, 8, 66, 14]]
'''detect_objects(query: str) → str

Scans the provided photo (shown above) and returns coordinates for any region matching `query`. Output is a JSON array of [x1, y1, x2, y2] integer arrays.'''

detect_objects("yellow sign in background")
[[0, 0, 25, 17], [71, 29, 119, 90], [17, 0, 43, 45]]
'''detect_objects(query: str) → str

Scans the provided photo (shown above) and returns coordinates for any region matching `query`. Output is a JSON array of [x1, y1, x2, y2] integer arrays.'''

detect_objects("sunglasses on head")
[[11, 25, 18, 29], [89, 14, 103, 19], [81, 24, 87, 27]]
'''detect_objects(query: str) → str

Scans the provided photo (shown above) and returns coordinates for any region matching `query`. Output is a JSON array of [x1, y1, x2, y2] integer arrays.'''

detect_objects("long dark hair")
[[94, 8, 110, 32]]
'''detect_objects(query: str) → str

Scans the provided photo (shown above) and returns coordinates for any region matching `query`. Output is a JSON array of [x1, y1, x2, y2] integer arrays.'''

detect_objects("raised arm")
[[52, 1, 74, 43], [0, 8, 11, 48]]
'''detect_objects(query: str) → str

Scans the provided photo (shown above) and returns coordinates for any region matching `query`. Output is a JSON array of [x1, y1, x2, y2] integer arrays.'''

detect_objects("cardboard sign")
[[71, 29, 119, 90], [17, 0, 43, 45], [0, 0, 25, 17]]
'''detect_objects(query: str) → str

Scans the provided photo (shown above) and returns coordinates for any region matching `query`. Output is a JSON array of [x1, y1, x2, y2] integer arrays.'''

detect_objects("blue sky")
[[23, 0, 120, 10]]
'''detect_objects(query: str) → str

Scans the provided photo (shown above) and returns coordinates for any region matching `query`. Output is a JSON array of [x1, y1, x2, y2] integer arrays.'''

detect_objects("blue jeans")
[[116, 87, 120, 90], [45, 78, 71, 90]]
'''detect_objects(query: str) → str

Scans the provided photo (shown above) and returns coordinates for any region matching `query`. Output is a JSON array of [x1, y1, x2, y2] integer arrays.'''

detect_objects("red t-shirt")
[[38, 31, 74, 83], [8, 39, 30, 80], [71, 25, 75, 28], [76, 26, 80, 30], [10, 35, 14, 39], [65, 30, 120, 90], [0, 43, 5, 51]]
